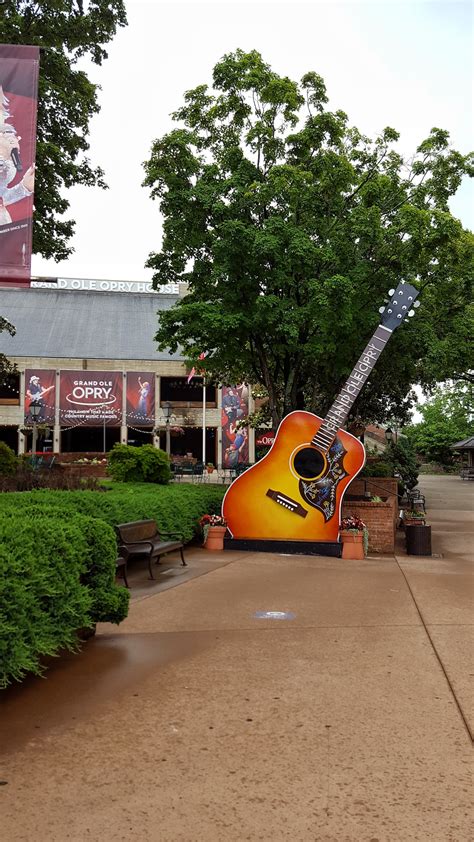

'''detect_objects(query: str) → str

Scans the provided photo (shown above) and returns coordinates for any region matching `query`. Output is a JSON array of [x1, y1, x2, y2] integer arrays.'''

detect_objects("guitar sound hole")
[[293, 447, 326, 480]]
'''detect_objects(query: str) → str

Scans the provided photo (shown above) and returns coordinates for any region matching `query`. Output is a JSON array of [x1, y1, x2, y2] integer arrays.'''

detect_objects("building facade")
[[0, 279, 257, 466]]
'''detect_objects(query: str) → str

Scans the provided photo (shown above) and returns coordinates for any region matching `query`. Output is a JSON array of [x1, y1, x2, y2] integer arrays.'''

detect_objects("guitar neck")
[[312, 324, 392, 451]]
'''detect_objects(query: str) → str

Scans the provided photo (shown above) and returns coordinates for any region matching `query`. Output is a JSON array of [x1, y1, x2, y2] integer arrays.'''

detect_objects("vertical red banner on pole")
[[24, 369, 56, 424], [126, 372, 155, 426], [222, 384, 249, 468], [0, 44, 40, 287]]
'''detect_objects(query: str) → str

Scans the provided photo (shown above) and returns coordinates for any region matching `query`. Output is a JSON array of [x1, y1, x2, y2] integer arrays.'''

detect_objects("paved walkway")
[[1, 476, 472, 841]]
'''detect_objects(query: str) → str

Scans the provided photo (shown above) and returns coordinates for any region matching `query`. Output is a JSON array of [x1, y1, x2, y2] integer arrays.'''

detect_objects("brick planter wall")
[[58, 464, 108, 478], [341, 500, 394, 553], [53, 452, 106, 463], [347, 477, 399, 530], [54, 454, 108, 478]]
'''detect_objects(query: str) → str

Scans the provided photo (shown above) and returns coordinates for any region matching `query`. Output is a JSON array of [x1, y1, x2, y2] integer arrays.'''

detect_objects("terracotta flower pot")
[[204, 525, 227, 551], [340, 530, 365, 560]]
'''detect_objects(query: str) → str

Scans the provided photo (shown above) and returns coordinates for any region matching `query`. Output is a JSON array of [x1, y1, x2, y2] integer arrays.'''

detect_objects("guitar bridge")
[[266, 489, 308, 518]]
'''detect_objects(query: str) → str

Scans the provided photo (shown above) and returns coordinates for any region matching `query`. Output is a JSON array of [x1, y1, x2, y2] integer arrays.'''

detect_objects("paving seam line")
[[395, 556, 473, 744]]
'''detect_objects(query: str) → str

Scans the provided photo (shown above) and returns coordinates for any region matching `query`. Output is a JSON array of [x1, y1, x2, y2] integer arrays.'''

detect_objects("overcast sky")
[[31, 0, 473, 282]]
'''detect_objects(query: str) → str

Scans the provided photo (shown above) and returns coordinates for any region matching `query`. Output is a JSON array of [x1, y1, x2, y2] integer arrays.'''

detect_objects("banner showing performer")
[[0, 44, 39, 286], [222, 384, 249, 468], [24, 369, 55, 424], [60, 371, 123, 427], [126, 372, 155, 426]]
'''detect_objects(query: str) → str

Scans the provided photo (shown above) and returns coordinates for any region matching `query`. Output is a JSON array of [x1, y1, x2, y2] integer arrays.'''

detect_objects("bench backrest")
[[115, 519, 158, 543]]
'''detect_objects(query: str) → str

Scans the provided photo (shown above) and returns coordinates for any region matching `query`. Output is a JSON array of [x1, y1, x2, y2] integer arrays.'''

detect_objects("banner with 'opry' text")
[[0, 44, 39, 287], [60, 371, 123, 427]]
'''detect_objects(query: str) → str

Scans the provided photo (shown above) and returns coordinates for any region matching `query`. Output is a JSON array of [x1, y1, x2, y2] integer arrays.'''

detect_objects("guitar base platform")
[[224, 537, 342, 557]]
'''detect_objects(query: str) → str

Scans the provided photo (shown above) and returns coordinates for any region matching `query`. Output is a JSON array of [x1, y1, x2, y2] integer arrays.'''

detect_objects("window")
[[0, 373, 20, 405], [160, 376, 216, 407]]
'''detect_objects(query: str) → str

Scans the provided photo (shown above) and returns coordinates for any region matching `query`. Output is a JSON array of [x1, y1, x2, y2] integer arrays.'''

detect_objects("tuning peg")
[[388, 288, 395, 295], [413, 300, 421, 308], [378, 306, 385, 314], [408, 310, 415, 317], [397, 314, 402, 319]]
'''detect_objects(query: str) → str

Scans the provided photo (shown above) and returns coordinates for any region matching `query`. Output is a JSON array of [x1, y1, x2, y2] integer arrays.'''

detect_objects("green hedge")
[[0, 483, 226, 543], [0, 483, 226, 688], [0, 512, 129, 689], [107, 444, 171, 484]]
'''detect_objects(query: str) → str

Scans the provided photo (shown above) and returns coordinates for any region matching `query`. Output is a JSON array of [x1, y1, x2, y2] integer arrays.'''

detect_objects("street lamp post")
[[162, 401, 172, 456], [385, 427, 393, 446], [29, 400, 42, 456]]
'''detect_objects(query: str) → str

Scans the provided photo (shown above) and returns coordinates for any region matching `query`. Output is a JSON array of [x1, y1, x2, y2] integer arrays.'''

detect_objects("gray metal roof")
[[450, 436, 474, 450], [0, 287, 184, 361]]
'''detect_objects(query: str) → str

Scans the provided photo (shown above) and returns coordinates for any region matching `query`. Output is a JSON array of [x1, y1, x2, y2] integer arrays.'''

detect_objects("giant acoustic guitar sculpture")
[[223, 282, 420, 544]]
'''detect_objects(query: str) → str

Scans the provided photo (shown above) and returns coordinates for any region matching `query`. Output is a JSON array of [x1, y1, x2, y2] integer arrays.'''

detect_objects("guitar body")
[[222, 411, 365, 542]]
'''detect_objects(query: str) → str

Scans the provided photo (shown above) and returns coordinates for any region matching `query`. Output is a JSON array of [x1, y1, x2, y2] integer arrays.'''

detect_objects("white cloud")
[[31, 0, 473, 281]]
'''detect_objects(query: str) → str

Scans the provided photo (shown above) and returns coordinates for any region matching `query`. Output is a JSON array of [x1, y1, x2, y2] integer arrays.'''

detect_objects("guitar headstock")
[[378, 281, 420, 331]]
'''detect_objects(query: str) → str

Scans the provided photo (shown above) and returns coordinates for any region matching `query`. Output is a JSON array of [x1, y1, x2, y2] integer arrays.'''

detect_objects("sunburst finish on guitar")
[[222, 282, 421, 545], [223, 410, 365, 541]]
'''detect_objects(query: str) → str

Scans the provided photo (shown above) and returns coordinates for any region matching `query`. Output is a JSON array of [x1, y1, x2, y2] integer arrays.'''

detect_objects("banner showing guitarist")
[[24, 369, 55, 423], [222, 384, 249, 468]]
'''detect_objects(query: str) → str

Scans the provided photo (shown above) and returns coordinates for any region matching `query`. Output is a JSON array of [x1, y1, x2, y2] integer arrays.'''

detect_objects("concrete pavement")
[[0, 475, 472, 841]]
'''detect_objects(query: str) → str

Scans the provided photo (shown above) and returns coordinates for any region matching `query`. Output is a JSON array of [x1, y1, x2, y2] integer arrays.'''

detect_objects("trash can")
[[406, 524, 432, 556]]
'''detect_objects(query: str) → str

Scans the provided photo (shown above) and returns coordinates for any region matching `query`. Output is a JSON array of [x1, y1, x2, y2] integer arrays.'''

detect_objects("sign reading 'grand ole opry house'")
[[30, 278, 180, 295]]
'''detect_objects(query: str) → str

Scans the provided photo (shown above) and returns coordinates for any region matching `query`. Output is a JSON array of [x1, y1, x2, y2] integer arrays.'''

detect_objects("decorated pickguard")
[[298, 437, 348, 522]]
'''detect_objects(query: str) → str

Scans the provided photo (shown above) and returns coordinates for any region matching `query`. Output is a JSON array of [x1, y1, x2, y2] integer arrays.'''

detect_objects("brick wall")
[[55, 453, 108, 478], [341, 499, 394, 553], [348, 477, 399, 530], [54, 452, 106, 463]]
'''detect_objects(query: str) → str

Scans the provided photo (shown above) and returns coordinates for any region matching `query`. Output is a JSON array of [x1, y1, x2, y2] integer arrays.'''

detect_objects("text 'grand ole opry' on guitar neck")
[[222, 282, 420, 543]]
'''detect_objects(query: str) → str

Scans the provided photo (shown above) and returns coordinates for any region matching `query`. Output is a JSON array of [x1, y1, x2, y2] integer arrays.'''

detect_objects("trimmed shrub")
[[0, 483, 226, 544], [107, 444, 171, 484], [0, 512, 129, 689], [360, 460, 393, 478], [0, 441, 18, 476]]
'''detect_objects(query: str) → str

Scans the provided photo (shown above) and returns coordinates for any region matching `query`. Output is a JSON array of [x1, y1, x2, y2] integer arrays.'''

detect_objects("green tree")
[[0, 1, 127, 260], [385, 437, 419, 491], [144, 49, 474, 428], [405, 383, 473, 465]]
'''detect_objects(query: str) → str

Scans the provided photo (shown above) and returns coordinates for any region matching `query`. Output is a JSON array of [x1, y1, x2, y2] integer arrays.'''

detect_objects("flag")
[[187, 351, 207, 383]]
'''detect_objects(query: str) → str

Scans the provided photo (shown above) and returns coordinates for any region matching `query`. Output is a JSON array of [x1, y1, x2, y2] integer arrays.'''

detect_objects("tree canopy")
[[405, 383, 473, 465], [0, 0, 127, 260], [144, 49, 474, 428]]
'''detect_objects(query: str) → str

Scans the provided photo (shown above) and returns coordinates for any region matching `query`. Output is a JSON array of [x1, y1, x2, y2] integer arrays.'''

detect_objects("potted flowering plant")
[[340, 515, 368, 559], [199, 514, 228, 550], [403, 509, 426, 526]]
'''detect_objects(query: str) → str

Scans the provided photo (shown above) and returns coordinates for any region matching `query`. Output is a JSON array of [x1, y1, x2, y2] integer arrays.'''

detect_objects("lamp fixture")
[[29, 400, 42, 420], [162, 401, 172, 421]]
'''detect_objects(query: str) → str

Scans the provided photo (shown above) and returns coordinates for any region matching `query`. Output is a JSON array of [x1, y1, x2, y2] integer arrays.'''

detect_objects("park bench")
[[460, 467, 474, 480], [114, 519, 187, 580]]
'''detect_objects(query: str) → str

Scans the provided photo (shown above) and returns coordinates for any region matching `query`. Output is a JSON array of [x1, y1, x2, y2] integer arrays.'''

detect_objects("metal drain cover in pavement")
[[254, 610, 296, 620]]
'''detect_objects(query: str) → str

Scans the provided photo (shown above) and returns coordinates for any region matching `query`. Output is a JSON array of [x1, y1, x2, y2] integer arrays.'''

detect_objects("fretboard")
[[312, 324, 392, 452]]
